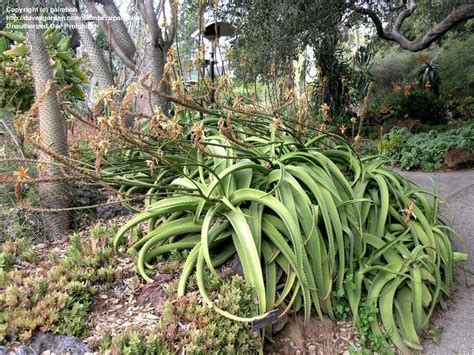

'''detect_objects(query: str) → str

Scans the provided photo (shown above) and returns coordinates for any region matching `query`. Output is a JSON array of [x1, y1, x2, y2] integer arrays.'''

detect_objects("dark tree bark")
[[352, 1, 474, 52], [313, 33, 348, 119]]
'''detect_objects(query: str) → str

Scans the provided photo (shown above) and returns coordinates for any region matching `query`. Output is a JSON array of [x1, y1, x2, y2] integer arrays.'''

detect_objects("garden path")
[[398, 169, 474, 354]]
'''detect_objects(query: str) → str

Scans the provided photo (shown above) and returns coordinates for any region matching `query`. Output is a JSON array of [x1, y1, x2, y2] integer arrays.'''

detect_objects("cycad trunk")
[[20, 0, 71, 238]]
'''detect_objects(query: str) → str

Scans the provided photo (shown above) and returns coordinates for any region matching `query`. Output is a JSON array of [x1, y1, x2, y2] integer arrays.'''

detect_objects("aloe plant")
[[417, 58, 442, 97], [103, 111, 466, 353]]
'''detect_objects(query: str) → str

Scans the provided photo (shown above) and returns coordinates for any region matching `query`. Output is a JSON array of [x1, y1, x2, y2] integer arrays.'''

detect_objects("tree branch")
[[350, 4, 390, 41], [165, 0, 179, 46], [136, 0, 164, 48], [393, 0, 416, 33], [352, 2, 474, 52], [94, 0, 137, 60], [84, 1, 136, 71]]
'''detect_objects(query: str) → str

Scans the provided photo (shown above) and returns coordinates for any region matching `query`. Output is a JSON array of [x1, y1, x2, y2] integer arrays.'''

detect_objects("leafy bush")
[[370, 48, 423, 97], [0, 25, 87, 112], [392, 88, 445, 124], [368, 84, 446, 125], [438, 32, 474, 98], [452, 96, 474, 120], [377, 127, 412, 156], [359, 139, 378, 156], [378, 123, 474, 170]]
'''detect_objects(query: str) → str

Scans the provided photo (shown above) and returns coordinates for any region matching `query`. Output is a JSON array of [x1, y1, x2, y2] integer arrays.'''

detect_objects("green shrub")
[[392, 88, 446, 124], [377, 127, 412, 156], [370, 48, 423, 97], [368, 86, 446, 125], [359, 139, 378, 156], [454, 96, 474, 120], [378, 123, 474, 170], [439, 33, 474, 98]]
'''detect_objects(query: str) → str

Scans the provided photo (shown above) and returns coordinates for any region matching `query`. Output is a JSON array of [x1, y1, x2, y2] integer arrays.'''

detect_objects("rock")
[[96, 202, 132, 220], [444, 148, 474, 169], [223, 253, 243, 276], [0, 345, 35, 355], [14, 346, 34, 355], [392, 119, 422, 132], [136, 274, 173, 312], [32, 332, 91, 355]]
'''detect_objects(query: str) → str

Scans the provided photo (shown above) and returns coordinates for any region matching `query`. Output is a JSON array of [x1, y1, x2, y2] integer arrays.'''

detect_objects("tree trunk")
[[314, 37, 347, 120], [75, 25, 115, 91], [63, 0, 115, 91], [136, 43, 170, 116], [20, 0, 71, 238]]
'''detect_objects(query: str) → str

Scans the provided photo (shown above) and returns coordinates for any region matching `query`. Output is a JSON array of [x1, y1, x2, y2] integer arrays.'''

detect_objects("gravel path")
[[398, 169, 474, 355]]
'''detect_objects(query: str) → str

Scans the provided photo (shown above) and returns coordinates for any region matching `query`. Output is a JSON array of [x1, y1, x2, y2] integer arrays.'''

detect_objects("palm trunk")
[[64, 0, 115, 91], [136, 43, 170, 116], [20, 0, 71, 238]]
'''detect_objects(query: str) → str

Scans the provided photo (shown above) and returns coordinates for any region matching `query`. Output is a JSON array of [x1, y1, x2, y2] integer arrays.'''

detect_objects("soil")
[[265, 315, 358, 354]]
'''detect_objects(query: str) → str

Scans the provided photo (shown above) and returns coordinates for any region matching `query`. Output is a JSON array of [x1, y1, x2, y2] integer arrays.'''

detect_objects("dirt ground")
[[265, 315, 357, 354]]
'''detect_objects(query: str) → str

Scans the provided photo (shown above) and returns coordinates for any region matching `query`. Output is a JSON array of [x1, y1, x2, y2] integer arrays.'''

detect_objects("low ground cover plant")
[[378, 123, 474, 170], [0, 224, 117, 343], [1, 219, 260, 353]]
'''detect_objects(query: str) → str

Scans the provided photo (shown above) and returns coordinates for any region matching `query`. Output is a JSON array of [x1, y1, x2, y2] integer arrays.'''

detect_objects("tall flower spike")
[[271, 117, 281, 132], [168, 115, 183, 141]]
